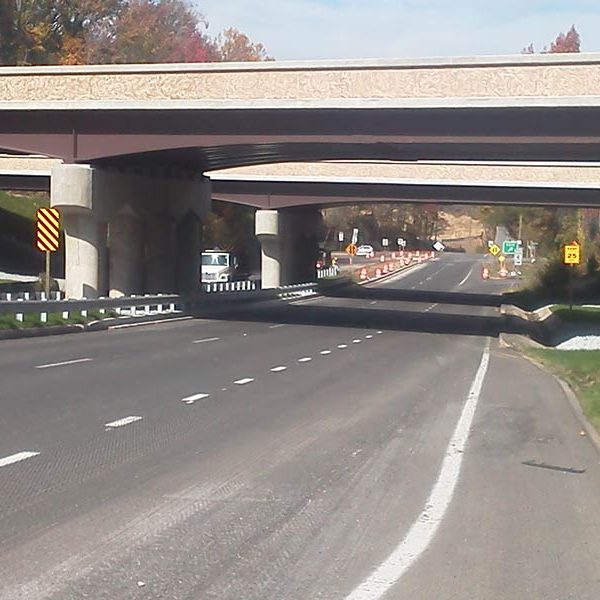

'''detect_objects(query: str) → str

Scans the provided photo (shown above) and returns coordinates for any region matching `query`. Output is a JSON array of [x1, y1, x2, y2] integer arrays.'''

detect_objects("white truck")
[[201, 249, 239, 283]]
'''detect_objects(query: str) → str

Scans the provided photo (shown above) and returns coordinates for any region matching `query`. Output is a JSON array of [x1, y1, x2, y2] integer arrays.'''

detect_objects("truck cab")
[[201, 249, 239, 283]]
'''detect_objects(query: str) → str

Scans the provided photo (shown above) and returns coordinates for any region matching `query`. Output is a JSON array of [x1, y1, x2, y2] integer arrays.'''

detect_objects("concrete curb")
[[507, 344, 600, 456], [0, 323, 84, 340]]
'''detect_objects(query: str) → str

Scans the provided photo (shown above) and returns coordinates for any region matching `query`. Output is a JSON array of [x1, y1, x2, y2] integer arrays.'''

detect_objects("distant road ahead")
[[0, 253, 599, 599]]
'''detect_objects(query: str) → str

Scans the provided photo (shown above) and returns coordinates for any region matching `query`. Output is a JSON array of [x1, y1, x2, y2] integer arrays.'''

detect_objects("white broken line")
[[338, 344, 348, 349], [320, 350, 332, 355], [271, 366, 287, 372], [193, 337, 220, 344], [0, 451, 40, 469], [181, 393, 209, 404], [298, 357, 313, 363], [365, 335, 373, 339], [268, 324, 286, 329], [344, 342, 491, 600], [105, 416, 143, 429], [234, 377, 254, 385], [36, 358, 93, 369], [352, 339, 362, 344]]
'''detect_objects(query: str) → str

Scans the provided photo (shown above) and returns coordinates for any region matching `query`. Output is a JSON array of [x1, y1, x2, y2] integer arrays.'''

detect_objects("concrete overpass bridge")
[[2, 53, 600, 297]]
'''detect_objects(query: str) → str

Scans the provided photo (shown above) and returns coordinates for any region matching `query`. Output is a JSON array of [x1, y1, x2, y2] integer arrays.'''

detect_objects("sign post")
[[36, 208, 61, 298], [564, 241, 581, 310]]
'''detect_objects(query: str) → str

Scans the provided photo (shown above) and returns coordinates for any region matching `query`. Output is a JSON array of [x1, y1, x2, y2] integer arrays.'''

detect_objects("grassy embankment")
[[0, 310, 116, 330], [523, 346, 600, 433]]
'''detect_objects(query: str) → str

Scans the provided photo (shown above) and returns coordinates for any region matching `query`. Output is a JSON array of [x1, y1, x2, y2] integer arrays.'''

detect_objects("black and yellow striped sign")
[[36, 208, 60, 252]]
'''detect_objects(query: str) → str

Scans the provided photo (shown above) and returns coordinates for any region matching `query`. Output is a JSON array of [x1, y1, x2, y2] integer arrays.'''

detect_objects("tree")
[[0, 1, 271, 66], [522, 25, 580, 54], [216, 28, 272, 62], [549, 25, 580, 53]]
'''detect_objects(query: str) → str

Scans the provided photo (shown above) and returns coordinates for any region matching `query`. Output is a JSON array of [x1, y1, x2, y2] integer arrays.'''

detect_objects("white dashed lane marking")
[[365, 335, 373, 339], [0, 451, 40, 469], [271, 366, 287, 372], [320, 350, 332, 355], [338, 344, 348, 349], [193, 337, 220, 344], [105, 416, 143, 429], [181, 393, 209, 405], [234, 378, 254, 385], [298, 357, 313, 363], [352, 339, 362, 344], [268, 324, 286, 329], [36, 358, 93, 369]]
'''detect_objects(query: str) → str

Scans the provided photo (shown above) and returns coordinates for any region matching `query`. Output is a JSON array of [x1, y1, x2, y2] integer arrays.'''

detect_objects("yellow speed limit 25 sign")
[[564, 241, 581, 265]]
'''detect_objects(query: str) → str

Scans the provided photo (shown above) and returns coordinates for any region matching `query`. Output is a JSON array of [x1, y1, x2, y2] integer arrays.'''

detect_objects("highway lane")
[[0, 253, 599, 599]]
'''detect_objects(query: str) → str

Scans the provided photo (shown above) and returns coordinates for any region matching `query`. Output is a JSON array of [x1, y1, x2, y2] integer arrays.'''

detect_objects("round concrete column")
[[255, 209, 281, 289], [62, 211, 106, 299], [109, 208, 145, 297]]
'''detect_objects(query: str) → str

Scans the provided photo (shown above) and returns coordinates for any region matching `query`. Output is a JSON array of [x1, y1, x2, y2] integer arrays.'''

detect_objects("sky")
[[194, 0, 600, 61]]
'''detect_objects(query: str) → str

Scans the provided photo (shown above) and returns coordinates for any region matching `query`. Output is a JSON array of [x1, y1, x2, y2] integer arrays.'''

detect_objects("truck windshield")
[[202, 254, 229, 266]]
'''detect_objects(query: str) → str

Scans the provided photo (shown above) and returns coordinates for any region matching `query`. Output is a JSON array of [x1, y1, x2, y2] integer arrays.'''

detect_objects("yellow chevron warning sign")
[[36, 208, 60, 252]]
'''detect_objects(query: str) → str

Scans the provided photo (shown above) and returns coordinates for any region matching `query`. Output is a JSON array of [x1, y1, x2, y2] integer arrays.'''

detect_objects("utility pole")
[[518, 213, 523, 242]]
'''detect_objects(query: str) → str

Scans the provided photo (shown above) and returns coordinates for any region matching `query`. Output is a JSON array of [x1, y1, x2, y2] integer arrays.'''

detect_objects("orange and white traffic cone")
[[360, 268, 368, 280], [376, 268, 382, 277]]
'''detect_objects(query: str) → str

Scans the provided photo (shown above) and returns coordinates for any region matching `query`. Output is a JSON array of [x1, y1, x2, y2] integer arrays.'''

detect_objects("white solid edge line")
[[271, 366, 287, 372], [234, 377, 254, 385], [344, 341, 490, 600], [457, 266, 474, 287], [193, 337, 220, 344], [0, 451, 40, 468], [181, 393, 210, 404], [298, 357, 313, 362], [36, 358, 93, 369], [105, 416, 143, 428]]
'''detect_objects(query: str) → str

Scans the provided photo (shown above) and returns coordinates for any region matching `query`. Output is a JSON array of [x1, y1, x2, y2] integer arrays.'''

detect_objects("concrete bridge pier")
[[255, 210, 281, 289], [51, 164, 211, 299], [255, 207, 323, 289], [281, 207, 323, 285], [51, 165, 107, 299]]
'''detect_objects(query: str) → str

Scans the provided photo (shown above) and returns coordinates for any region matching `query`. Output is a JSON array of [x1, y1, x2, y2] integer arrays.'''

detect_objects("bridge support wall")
[[51, 165, 210, 298]]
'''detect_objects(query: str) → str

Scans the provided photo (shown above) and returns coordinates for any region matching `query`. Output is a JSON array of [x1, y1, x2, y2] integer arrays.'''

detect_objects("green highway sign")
[[502, 240, 519, 255]]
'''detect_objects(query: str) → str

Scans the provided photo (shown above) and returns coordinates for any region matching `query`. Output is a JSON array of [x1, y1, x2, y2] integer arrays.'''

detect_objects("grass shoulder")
[[0, 310, 115, 330], [521, 345, 600, 433]]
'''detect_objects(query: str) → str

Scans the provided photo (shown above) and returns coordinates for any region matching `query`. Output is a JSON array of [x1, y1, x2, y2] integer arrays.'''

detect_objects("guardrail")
[[202, 280, 257, 293], [316, 266, 340, 279], [0, 283, 318, 323]]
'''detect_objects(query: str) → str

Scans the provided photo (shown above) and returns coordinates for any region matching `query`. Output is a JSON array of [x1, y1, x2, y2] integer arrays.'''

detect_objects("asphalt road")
[[1, 253, 599, 599]]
